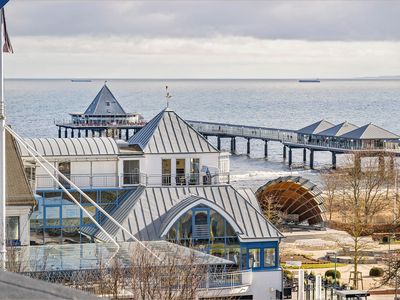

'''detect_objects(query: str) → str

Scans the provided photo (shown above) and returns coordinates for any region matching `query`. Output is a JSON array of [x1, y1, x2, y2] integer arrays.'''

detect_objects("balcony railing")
[[34, 172, 231, 190], [199, 269, 252, 290]]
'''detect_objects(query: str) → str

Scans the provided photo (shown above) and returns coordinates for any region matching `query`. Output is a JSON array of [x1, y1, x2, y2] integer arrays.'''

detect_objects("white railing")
[[200, 269, 252, 290], [188, 120, 297, 143], [34, 172, 231, 190]]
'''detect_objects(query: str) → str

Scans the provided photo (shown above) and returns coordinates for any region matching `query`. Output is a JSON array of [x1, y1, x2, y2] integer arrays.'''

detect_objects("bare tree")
[[329, 152, 396, 288], [321, 169, 341, 221]]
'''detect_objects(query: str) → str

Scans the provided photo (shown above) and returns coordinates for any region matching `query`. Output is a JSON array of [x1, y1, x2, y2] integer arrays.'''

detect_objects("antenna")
[[165, 85, 172, 108]]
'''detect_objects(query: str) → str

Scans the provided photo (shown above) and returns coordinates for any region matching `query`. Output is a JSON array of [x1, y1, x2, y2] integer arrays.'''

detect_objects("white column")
[[0, 10, 6, 269], [298, 269, 304, 300], [315, 275, 322, 300]]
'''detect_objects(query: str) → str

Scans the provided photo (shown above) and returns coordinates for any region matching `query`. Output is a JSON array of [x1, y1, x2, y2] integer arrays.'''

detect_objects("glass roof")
[[12, 241, 233, 273]]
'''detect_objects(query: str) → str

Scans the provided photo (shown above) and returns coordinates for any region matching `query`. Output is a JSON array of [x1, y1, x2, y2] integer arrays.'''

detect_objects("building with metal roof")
[[316, 121, 359, 137], [340, 123, 400, 140], [82, 185, 283, 242], [297, 120, 335, 135], [56, 83, 145, 140], [128, 107, 218, 154], [19, 137, 119, 157]]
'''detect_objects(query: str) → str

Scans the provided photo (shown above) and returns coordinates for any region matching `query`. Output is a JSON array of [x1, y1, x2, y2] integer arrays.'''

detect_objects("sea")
[[5, 79, 400, 189]]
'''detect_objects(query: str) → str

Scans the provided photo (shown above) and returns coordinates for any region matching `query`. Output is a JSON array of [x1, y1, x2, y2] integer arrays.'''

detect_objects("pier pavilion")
[[56, 83, 145, 140], [188, 119, 400, 169]]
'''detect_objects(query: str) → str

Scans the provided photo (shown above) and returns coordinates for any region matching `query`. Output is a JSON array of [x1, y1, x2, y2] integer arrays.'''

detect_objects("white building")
[[19, 108, 284, 299]]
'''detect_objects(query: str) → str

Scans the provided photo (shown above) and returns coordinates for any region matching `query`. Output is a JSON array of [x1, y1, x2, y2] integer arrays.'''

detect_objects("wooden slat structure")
[[256, 176, 325, 226]]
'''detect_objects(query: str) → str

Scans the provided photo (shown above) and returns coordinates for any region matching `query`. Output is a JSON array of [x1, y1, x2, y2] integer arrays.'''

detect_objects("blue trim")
[[240, 241, 279, 271]]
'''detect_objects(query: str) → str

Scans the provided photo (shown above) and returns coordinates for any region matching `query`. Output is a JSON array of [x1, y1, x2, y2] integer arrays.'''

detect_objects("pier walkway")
[[187, 120, 400, 169]]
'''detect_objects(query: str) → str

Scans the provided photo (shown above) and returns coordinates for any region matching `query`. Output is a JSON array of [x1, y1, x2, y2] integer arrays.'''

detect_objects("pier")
[[187, 120, 400, 169]]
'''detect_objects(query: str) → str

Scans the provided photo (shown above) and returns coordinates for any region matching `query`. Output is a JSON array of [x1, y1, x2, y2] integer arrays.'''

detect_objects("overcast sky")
[[4, 0, 400, 78]]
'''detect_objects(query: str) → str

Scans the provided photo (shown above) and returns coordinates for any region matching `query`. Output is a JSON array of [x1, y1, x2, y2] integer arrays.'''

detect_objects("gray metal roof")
[[0, 271, 97, 300], [317, 121, 359, 137], [128, 108, 218, 154], [18, 137, 119, 157], [339, 123, 400, 140], [84, 84, 126, 115], [84, 185, 283, 242], [297, 120, 335, 135]]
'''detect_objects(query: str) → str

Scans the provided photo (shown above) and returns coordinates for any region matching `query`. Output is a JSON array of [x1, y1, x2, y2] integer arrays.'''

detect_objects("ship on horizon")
[[298, 79, 320, 83]]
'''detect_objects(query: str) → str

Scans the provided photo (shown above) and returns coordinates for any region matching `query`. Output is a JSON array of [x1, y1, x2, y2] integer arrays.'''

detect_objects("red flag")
[[2, 8, 13, 53]]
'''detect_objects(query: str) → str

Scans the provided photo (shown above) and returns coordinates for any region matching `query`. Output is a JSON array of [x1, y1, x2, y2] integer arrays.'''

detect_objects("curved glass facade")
[[166, 205, 240, 262]]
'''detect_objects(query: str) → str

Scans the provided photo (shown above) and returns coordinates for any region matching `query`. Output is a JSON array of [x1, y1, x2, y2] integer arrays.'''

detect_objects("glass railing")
[[199, 269, 252, 289]]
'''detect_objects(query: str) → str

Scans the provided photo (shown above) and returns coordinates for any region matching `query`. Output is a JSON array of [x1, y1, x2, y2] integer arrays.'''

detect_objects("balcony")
[[34, 172, 231, 190]]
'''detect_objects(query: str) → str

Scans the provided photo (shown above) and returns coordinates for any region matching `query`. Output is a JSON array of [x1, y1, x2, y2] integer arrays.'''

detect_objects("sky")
[[4, 0, 400, 79]]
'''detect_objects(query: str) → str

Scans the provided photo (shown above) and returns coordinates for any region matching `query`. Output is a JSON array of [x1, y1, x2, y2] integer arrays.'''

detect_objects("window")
[[106, 101, 111, 107], [190, 158, 200, 185], [166, 206, 239, 257], [162, 159, 171, 186], [58, 162, 71, 189], [176, 159, 186, 185], [6, 216, 20, 244], [123, 160, 140, 185], [264, 248, 276, 267], [248, 248, 261, 268]]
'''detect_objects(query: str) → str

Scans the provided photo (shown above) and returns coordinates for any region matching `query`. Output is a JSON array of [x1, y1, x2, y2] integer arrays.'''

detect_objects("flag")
[[2, 8, 13, 53]]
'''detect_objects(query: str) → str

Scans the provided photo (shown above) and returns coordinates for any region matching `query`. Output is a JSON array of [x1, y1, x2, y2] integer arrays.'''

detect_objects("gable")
[[128, 108, 218, 154]]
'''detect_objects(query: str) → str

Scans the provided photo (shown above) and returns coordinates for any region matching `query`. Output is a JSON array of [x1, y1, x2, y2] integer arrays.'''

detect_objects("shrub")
[[283, 269, 293, 280], [325, 269, 341, 279], [369, 267, 384, 277]]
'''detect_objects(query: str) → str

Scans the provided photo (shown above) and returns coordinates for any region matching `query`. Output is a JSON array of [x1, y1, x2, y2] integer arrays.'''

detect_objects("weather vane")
[[165, 85, 172, 108]]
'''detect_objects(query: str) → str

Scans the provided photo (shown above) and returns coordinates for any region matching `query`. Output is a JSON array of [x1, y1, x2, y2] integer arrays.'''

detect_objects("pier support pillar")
[[303, 148, 307, 163], [64, 128, 68, 138], [264, 140, 268, 158], [247, 138, 251, 155], [378, 155, 385, 174], [310, 150, 314, 170], [288, 147, 293, 167], [125, 129, 129, 140], [390, 156, 395, 177], [99, 130, 102, 137], [58, 127, 61, 138], [91, 130, 95, 137], [217, 136, 221, 151], [85, 129, 88, 137], [230, 137, 236, 154], [283, 146, 287, 160], [78, 130, 81, 138], [332, 152, 337, 170], [71, 130, 74, 138], [118, 129, 122, 139]]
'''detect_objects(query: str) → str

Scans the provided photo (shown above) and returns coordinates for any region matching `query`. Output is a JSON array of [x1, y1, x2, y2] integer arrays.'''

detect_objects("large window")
[[264, 248, 276, 267], [166, 206, 239, 258], [123, 160, 140, 185], [58, 162, 71, 189], [176, 159, 186, 185], [162, 159, 171, 186], [248, 248, 261, 268], [190, 158, 200, 185], [6, 216, 20, 245]]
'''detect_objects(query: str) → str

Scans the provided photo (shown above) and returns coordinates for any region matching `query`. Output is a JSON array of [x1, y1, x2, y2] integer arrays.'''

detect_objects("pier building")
[[56, 83, 145, 140], [188, 119, 400, 169], [20, 108, 283, 300]]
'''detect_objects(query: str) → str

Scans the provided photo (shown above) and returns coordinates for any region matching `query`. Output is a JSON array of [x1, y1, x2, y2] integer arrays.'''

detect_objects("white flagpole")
[[0, 8, 6, 270]]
